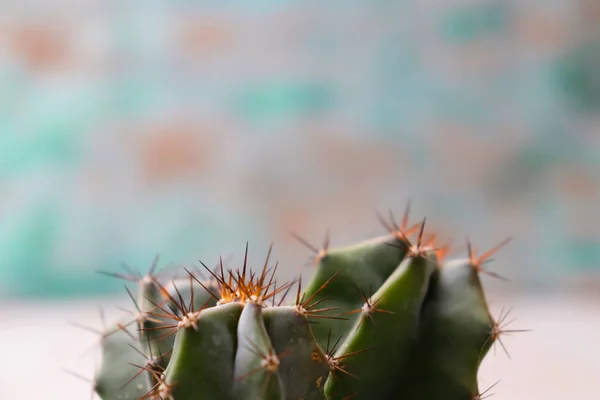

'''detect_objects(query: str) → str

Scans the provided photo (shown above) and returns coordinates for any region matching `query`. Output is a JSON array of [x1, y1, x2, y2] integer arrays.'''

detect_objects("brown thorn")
[[417, 217, 426, 248], [263, 260, 278, 299], [374, 209, 393, 232], [323, 228, 331, 252], [143, 297, 181, 322], [235, 366, 266, 383], [240, 335, 269, 360], [184, 267, 220, 302], [124, 285, 142, 313], [262, 279, 296, 302], [128, 343, 150, 360], [307, 314, 348, 321], [170, 280, 189, 315], [328, 332, 344, 356], [333, 364, 361, 380], [148, 253, 160, 276], [116, 323, 138, 341], [481, 268, 510, 282], [189, 274, 195, 313], [157, 328, 179, 342], [277, 279, 294, 307], [120, 360, 152, 390], [477, 237, 513, 265], [290, 232, 320, 254], [62, 368, 93, 384], [388, 209, 400, 232], [475, 380, 501, 400], [401, 200, 412, 231], [150, 277, 184, 315], [466, 237, 474, 263], [325, 328, 333, 355], [69, 321, 103, 336], [97, 307, 107, 332], [301, 270, 342, 309], [334, 346, 372, 361], [199, 260, 231, 292], [306, 305, 340, 314], [242, 241, 249, 282], [120, 262, 142, 280], [95, 270, 138, 282], [304, 295, 332, 311]]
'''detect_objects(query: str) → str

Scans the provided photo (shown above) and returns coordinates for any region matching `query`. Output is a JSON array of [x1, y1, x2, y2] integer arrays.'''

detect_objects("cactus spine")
[[87, 208, 524, 400]]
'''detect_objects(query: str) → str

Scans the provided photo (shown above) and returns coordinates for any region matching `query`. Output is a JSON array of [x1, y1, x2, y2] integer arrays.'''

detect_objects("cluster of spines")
[[73, 205, 527, 400]]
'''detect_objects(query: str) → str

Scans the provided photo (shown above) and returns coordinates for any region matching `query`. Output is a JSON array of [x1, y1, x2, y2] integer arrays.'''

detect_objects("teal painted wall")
[[1, 1, 599, 297]]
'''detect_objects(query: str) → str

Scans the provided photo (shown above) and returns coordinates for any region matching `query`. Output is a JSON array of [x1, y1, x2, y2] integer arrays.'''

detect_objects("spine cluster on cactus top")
[[76, 205, 527, 400]]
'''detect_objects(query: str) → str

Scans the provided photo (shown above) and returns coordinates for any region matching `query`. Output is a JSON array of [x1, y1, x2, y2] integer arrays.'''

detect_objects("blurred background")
[[0, 1, 599, 398]]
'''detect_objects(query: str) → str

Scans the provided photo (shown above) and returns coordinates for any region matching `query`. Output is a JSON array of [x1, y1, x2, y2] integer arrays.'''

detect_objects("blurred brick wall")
[[0, 1, 599, 297]]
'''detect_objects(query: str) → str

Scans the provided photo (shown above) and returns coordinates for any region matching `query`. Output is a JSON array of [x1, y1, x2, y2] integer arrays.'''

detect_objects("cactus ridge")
[[81, 207, 527, 400]]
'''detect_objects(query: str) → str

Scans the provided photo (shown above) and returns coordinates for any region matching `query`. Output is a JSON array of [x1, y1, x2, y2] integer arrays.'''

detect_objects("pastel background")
[[0, 1, 599, 399]]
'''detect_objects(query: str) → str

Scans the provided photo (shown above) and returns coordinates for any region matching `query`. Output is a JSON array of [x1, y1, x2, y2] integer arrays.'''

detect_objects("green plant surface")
[[86, 209, 526, 400]]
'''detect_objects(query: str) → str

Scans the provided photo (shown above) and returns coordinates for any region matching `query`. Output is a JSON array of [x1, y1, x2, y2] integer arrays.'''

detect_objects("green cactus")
[[88, 210, 524, 400]]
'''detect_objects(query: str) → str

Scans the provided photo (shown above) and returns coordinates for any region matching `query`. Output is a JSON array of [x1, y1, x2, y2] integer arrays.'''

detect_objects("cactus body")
[[94, 323, 150, 399], [90, 213, 520, 400]]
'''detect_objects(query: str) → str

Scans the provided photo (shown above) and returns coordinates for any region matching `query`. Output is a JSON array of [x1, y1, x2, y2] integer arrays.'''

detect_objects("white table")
[[1, 293, 597, 399]]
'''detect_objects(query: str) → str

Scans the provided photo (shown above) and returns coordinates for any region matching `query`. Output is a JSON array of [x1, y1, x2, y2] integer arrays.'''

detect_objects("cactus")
[[86, 208, 525, 400]]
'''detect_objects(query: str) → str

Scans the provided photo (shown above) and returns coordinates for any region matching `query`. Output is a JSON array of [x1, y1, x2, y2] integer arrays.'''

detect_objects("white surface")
[[1, 293, 598, 399]]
